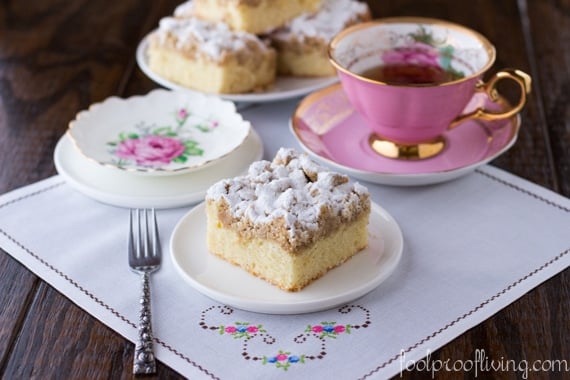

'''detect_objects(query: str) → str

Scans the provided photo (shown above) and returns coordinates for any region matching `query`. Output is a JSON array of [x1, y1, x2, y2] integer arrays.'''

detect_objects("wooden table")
[[0, 1, 567, 378]]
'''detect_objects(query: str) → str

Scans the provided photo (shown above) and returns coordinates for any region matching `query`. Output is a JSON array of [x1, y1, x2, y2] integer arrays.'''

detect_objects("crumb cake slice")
[[205, 148, 371, 291], [268, 0, 371, 77], [181, 0, 322, 34], [147, 16, 276, 94]]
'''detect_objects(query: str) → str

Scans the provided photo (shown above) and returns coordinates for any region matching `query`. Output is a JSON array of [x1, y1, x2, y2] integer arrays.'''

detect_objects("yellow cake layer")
[[206, 200, 369, 291], [148, 43, 275, 94], [191, 0, 322, 34], [276, 46, 336, 77], [148, 16, 276, 94], [269, 0, 370, 77]]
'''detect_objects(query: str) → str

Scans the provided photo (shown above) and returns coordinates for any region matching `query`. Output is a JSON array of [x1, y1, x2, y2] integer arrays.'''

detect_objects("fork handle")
[[133, 272, 156, 375]]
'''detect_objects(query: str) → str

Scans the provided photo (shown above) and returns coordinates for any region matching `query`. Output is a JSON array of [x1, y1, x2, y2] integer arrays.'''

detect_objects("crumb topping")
[[154, 16, 270, 62], [270, 0, 370, 42], [206, 148, 370, 252]]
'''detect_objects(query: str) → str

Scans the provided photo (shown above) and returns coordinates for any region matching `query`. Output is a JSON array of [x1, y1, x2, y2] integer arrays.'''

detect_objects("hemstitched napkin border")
[[0, 167, 569, 379]]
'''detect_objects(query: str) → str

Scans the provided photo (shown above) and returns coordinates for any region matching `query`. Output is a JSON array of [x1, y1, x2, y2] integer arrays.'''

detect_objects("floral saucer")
[[54, 129, 263, 209], [290, 84, 521, 186], [67, 89, 251, 176]]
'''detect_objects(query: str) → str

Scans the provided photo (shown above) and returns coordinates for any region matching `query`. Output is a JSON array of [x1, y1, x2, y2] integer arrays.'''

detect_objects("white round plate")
[[54, 130, 263, 209], [136, 34, 339, 103], [68, 89, 250, 176], [170, 202, 403, 314]]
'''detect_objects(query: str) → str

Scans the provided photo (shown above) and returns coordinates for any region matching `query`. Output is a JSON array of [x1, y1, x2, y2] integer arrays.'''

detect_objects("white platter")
[[136, 34, 339, 103], [170, 202, 403, 314], [54, 130, 263, 209]]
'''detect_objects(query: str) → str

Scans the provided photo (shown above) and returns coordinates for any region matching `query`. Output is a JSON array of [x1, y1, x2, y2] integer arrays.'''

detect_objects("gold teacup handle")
[[450, 69, 532, 129]]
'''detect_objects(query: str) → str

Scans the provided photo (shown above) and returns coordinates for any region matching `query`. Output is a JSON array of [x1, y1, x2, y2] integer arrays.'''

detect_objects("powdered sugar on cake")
[[173, 0, 195, 17], [156, 16, 268, 61], [271, 0, 370, 42], [206, 148, 370, 248]]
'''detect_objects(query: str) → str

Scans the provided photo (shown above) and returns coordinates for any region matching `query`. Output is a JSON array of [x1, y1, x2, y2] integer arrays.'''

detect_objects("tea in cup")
[[328, 17, 531, 159]]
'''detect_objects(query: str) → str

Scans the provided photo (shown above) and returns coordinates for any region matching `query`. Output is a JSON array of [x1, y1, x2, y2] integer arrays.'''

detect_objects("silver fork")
[[128, 208, 161, 375]]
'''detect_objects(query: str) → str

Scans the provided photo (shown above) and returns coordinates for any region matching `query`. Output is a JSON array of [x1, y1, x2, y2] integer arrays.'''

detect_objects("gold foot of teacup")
[[368, 134, 446, 160]]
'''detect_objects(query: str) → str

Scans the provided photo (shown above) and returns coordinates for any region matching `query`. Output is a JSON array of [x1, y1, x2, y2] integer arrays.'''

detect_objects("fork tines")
[[129, 208, 161, 268]]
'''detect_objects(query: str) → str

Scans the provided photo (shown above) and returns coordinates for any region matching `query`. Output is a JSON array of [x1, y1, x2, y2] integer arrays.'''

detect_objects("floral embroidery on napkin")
[[200, 304, 371, 371]]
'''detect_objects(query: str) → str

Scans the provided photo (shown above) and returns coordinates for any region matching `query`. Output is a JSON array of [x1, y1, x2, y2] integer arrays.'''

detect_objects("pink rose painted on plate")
[[116, 135, 186, 166], [106, 107, 220, 170]]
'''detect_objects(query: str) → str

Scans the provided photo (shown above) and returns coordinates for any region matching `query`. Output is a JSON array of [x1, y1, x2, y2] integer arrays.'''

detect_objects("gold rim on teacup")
[[330, 17, 497, 88]]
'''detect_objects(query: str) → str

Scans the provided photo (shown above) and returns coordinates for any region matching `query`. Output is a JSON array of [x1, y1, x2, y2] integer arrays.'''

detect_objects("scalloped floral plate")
[[136, 34, 339, 103], [54, 129, 263, 209], [67, 89, 251, 176], [170, 202, 403, 314]]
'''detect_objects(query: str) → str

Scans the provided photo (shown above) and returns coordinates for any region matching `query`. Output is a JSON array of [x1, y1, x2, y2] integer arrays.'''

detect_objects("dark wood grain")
[[0, 0, 567, 379], [0, 1, 183, 379], [525, 0, 570, 196]]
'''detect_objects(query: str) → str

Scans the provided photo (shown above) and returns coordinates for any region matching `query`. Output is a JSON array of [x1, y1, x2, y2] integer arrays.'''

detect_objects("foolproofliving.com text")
[[400, 349, 569, 379]]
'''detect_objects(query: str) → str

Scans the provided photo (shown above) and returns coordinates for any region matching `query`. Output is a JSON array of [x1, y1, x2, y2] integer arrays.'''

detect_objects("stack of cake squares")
[[147, 0, 371, 94]]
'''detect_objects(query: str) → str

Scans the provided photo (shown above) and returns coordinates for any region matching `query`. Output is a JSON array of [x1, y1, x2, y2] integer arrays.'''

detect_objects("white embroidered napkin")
[[0, 99, 568, 380]]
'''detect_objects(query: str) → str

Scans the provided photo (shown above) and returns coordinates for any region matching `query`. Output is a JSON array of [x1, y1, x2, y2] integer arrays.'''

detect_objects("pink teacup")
[[328, 17, 531, 159]]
